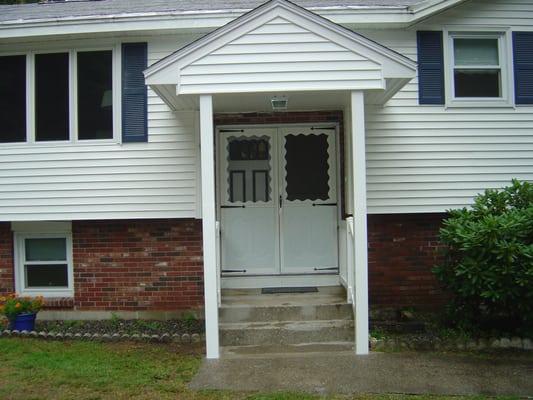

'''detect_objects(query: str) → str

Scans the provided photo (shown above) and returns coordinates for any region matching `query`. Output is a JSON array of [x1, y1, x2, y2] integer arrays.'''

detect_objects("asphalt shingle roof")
[[0, 0, 423, 24]]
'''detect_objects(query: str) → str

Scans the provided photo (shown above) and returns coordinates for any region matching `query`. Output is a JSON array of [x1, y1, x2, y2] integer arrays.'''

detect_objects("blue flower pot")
[[9, 313, 37, 332]]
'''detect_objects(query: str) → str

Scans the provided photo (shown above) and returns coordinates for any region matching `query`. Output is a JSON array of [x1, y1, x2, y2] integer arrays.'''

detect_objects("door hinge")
[[222, 269, 247, 273], [310, 126, 336, 131]]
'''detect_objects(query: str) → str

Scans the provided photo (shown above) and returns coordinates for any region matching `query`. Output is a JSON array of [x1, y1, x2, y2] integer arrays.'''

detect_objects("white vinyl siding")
[[0, 35, 201, 221], [362, 1, 533, 213], [178, 17, 384, 94]]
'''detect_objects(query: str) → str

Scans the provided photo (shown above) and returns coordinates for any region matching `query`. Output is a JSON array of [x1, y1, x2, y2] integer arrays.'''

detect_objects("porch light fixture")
[[271, 96, 288, 111]]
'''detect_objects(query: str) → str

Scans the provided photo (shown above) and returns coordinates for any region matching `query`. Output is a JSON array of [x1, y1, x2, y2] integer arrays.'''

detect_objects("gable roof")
[[144, 0, 417, 108]]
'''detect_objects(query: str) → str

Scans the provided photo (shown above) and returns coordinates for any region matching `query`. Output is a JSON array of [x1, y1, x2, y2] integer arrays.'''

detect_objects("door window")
[[284, 134, 330, 201], [226, 136, 271, 203]]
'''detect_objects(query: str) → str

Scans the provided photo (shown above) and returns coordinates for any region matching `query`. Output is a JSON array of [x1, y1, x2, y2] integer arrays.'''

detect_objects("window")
[[0, 47, 117, 144], [15, 233, 73, 297], [78, 50, 113, 140], [447, 32, 511, 105], [35, 53, 70, 141], [0, 55, 26, 143]]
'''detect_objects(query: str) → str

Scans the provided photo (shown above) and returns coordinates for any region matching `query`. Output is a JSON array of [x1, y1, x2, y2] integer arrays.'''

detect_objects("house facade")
[[1, 0, 532, 358]]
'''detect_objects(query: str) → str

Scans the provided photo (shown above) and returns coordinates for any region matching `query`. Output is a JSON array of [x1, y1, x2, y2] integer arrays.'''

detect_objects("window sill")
[[19, 290, 74, 299], [445, 99, 514, 109], [0, 139, 120, 150]]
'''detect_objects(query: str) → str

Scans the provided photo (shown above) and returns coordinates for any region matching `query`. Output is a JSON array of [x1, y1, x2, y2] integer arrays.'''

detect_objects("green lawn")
[[0, 338, 517, 400]]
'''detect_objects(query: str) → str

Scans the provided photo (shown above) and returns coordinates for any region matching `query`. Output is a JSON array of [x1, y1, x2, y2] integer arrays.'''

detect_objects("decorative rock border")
[[0, 329, 205, 344], [370, 336, 533, 352]]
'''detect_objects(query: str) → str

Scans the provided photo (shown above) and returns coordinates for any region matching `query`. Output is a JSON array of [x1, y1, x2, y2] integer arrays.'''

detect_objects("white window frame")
[[14, 232, 74, 298], [444, 28, 514, 108], [0, 42, 121, 147]]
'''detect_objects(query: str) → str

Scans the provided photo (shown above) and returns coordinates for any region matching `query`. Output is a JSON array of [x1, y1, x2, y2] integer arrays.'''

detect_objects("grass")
[[0, 338, 520, 400]]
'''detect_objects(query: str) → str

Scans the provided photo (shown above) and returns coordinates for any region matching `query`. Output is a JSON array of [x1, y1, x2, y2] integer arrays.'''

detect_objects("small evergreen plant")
[[433, 180, 533, 334]]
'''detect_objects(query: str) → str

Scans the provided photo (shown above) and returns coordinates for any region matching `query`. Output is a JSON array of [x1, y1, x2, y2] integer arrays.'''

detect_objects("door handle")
[[279, 195, 283, 208], [312, 203, 337, 207]]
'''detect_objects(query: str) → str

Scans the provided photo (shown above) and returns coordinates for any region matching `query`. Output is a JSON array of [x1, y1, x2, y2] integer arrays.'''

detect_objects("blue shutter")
[[513, 32, 533, 105], [122, 42, 148, 142], [417, 31, 445, 105]]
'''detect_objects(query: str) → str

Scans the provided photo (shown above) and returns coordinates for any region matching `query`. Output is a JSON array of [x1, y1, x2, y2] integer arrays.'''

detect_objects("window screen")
[[35, 53, 70, 141], [453, 38, 501, 98], [24, 238, 69, 288], [0, 55, 26, 143], [77, 50, 113, 140]]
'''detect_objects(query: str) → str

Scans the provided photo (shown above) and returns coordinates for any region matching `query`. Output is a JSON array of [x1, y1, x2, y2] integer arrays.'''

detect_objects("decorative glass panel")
[[253, 170, 269, 202], [454, 38, 499, 66], [77, 50, 113, 140], [284, 134, 329, 201], [25, 264, 68, 287], [25, 238, 67, 261], [35, 53, 70, 141], [227, 136, 271, 203], [0, 55, 26, 143], [454, 69, 501, 97]]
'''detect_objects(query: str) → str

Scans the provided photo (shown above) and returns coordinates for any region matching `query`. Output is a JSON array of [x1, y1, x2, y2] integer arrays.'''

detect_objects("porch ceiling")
[[144, 0, 417, 111]]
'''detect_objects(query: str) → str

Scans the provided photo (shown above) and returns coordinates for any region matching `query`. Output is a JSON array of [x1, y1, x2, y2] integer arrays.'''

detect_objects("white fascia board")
[[0, 0, 462, 40], [408, 0, 468, 22]]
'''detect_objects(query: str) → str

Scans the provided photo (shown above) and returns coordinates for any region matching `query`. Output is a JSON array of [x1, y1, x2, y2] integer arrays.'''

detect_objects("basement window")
[[15, 233, 73, 298]]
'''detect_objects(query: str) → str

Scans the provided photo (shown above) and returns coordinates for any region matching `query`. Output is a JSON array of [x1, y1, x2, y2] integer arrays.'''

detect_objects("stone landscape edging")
[[0, 329, 205, 343], [370, 336, 533, 351]]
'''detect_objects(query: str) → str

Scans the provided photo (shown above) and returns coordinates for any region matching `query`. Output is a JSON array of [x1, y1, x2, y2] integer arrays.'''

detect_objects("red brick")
[[368, 213, 448, 311]]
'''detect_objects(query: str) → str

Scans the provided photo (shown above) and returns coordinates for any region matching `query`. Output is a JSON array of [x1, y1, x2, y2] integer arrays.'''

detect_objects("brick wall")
[[0, 222, 14, 295], [368, 213, 448, 310], [2, 213, 448, 313], [73, 219, 204, 311]]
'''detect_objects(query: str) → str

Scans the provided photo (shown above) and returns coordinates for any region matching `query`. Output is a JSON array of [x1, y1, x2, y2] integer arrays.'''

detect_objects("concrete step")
[[219, 319, 354, 346], [221, 285, 346, 298], [219, 303, 352, 323], [221, 342, 355, 359]]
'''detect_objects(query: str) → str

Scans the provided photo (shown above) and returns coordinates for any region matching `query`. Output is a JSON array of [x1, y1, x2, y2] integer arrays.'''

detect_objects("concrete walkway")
[[189, 351, 533, 396]]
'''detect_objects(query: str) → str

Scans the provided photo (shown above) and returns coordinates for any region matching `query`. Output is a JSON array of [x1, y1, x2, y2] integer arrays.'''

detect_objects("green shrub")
[[433, 180, 533, 334]]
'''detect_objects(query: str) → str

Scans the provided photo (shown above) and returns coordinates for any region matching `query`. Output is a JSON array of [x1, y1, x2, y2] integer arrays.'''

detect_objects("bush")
[[433, 180, 533, 334]]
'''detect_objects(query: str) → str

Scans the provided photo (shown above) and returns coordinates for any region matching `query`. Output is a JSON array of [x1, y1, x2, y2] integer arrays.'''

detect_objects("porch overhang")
[[144, 0, 416, 110]]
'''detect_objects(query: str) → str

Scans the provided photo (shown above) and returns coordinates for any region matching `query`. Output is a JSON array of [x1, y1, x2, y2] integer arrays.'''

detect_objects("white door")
[[219, 126, 338, 276], [219, 128, 279, 275], [279, 127, 338, 274]]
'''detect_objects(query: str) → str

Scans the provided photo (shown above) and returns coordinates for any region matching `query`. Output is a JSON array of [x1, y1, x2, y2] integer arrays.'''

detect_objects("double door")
[[219, 126, 338, 275]]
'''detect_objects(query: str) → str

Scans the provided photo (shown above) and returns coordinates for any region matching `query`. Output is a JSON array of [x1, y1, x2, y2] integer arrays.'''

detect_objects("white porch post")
[[199, 94, 220, 359], [350, 91, 369, 355]]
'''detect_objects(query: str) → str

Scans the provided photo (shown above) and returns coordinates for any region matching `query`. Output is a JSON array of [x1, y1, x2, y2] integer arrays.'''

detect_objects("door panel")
[[279, 127, 338, 274], [280, 205, 338, 273], [219, 129, 279, 275], [221, 207, 278, 274]]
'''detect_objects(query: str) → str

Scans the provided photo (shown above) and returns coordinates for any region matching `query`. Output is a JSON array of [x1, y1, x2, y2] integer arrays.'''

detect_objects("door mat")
[[261, 287, 318, 294]]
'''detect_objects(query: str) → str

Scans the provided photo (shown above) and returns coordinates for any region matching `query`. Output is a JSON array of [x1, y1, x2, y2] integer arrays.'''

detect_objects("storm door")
[[219, 126, 338, 276]]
